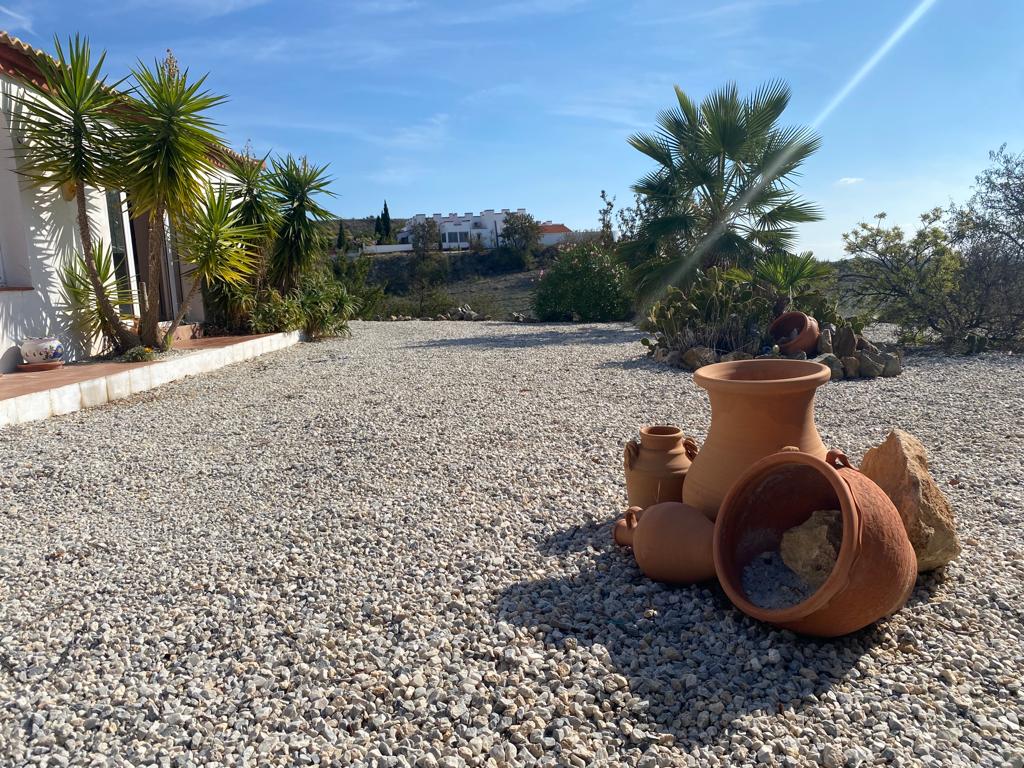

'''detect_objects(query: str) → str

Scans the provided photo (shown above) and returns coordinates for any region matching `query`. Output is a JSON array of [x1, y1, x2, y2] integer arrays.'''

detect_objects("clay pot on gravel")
[[624, 425, 699, 509], [713, 449, 917, 637], [614, 502, 716, 584], [768, 311, 820, 356], [683, 359, 830, 520]]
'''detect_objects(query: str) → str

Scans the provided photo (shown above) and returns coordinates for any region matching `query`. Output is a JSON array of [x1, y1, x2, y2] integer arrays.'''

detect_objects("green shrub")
[[640, 267, 772, 355], [121, 345, 155, 362], [533, 244, 632, 322], [250, 289, 303, 333], [381, 289, 456, 318], [297, 271, 356, 340], [331, 253, 385, 320]]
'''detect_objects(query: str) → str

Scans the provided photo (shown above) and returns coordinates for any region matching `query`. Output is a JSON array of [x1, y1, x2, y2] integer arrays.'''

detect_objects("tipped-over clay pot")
[[615, 502, 715, 584], [683, 359, 830, 519], [624, 425, 698, 509], [768, 311, 820, 356], [714, 449, 917, 637]]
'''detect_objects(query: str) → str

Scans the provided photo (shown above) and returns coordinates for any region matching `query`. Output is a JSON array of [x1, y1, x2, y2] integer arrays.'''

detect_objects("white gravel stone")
[[0, 321, 1021, 767]]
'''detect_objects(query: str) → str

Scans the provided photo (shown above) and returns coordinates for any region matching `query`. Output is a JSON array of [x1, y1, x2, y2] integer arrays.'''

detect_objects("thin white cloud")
[[444, 0, 586, 24], [836, 177, 865, 186], [0, 3, 33, 32], [231, 112, 450, 151]]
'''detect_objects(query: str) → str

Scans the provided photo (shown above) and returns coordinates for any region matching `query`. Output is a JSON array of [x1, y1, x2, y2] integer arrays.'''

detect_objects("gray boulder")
[[720, 350, 754, 362], [881, 353, 902, 377], [841, 355, 859, 378], [818, 328, 833, 355], [812, 353, 844, 381], [857, 349, 884, 378], [682, 346, 718, 370], [833, 326, 857, 357]]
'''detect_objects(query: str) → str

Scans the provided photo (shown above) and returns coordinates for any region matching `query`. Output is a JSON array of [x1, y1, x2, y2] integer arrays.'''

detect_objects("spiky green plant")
[[268, 154, 335, 293], [11, 35, 139, 351], [625, 81, 823, 297], [120, 51, 226, 347], [166, 183, 259, 346], [59, 241, 137, 351], [727, 250, 833, 316]]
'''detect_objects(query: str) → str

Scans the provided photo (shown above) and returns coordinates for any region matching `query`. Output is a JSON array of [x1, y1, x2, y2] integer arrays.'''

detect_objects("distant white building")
[[538, 222, 572, 247], [397, 209, 572, 251]]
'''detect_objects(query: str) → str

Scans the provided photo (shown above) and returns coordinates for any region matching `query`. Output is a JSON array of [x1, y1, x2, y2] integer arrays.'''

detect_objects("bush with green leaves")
[[297, 271, 357, 340], [381, 289, 458, 318], [640, 267, 772, 355], [250, 289, 303, 333], [533, 244, 633, 322], [121, 345, 156, 362], [331, 254, 385, 320], [60, 241, 136, 352]]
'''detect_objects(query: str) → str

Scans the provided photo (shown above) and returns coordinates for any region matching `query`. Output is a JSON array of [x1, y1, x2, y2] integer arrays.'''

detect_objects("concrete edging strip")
[[0, 331, 301, 429]]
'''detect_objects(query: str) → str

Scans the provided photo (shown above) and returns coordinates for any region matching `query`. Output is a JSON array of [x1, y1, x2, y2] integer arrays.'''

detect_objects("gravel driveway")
[[1, 321, 1022, 767]]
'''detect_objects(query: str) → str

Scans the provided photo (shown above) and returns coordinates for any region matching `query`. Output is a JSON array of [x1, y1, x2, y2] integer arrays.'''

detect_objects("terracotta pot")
[[769, 311, 820, 356], [616, 502, 716, 584], [613, 506, 644, 547], [683, 359, 830, 519], [713, 449, 917, 637], [624, 425, 698, 508]]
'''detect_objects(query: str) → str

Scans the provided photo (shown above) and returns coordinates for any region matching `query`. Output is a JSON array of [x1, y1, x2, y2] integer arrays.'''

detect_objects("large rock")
[[860, 429, 961, 572], [881, 353, 902, 377], [813, 353, 844, 381], [833, 326, 857, 357], [857, 336, 880, 354], [665, 350, 683, 368], [682, 346, 718, 370], [857, 349, 884, 378], [781, 509, 843, 588], [720, 350, 753, 362], [841, 355, 859, 378], [818, 328, 833, 355]]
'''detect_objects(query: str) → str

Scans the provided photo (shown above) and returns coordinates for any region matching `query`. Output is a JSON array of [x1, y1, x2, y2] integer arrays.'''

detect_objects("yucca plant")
[[727, 250, 833, 317], [60, 241, 137, 351], [625, 81, 823, 298], [166, 183, 259, 346], [268, 154, 334, 293], [120, 51, 226, 347], [11, 35, 139, 351]]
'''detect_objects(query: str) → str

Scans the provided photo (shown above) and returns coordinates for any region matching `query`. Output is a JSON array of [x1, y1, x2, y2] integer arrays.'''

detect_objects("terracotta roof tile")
[[539, 223, 572, 234]]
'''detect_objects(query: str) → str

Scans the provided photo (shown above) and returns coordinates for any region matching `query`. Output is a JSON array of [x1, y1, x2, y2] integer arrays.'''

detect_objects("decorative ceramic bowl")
[[21, 336, 64, 364]]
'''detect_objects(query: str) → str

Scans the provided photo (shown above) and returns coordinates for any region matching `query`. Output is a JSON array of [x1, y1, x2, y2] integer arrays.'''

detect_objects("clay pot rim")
[[768, 311, 810, 340], [639, 424, 683, 439], [694, 359, 830, 395], [713, 450, 859, 624]]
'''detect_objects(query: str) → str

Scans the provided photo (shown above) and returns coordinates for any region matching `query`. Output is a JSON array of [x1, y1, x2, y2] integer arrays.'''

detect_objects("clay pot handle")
[[683, 437, 699, 461], [826, 450, 852, 468], [624, 507, 640, 529], [624, 439, 640, 470]]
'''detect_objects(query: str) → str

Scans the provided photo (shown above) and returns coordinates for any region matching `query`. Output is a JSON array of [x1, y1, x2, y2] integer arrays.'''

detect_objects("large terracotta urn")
[[683, 359, 830, 519], [714, 449, 917, 637], [623, 425, 698, 509]]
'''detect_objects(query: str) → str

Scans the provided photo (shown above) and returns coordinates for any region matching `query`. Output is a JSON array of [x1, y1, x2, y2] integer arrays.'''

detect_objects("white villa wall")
[[399, 209, 527, 251]]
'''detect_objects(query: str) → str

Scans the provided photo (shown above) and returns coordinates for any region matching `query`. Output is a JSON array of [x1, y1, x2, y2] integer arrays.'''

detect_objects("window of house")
[[458, 231, 469, 243], [105, 191, 135, 314]]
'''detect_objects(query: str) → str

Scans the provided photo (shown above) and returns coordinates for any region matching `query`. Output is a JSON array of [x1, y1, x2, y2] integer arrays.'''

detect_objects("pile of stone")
[[384, 304, 491, 322], [810, 325, 903, 380], [652, 325, 904, 380]]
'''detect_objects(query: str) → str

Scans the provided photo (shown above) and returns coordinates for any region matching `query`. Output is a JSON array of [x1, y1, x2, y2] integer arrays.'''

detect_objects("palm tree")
[[12, 35, 139, 351], [166, 183, 259, 346], [625, 81, 823, 297], [267, 154, 334, 293], [728, 250, 833, 317], [120, 51, 226, 347]]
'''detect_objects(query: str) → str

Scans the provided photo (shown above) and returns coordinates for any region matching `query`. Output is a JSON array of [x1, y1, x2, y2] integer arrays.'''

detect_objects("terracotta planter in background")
[[714, 450, 917, 637], [624, 425, 698, 509], [769, 311, 820, 356], [682, 359, 830, 519], [615, 502, 716, 584]]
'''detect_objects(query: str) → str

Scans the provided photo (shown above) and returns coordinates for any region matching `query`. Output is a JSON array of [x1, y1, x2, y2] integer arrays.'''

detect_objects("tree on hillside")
[[598, 190, 615, 247], [336, 221, 348, 252], [381, 201, 392, 241], [501, 211, 541, 254], [624, 81, 822, 297], [373, 215, 382, 243]]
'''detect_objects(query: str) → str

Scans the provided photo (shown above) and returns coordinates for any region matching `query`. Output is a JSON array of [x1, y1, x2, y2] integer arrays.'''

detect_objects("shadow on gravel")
[[412, 324, 640, 350], [494, 519, 891, 753]]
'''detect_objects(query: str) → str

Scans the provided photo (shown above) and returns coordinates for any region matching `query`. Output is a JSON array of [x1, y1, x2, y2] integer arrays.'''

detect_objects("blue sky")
[[4, 0, 1024, 258]]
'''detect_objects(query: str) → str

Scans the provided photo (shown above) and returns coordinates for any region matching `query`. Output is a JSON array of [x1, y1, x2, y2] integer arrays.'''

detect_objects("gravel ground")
[[1, 320, 1022, 767]]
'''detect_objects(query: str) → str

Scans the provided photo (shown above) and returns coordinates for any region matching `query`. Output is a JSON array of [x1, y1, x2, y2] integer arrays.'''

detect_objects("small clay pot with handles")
[[624, 425, 699, 509], [713, 449, 917, 637], [613, 502, 716, 584]]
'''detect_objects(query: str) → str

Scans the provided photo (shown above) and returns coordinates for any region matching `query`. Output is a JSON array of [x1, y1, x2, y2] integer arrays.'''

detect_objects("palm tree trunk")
[[162, 274, 201, 349], [139, 207, 166, 348], [75, 187, 140, 352]]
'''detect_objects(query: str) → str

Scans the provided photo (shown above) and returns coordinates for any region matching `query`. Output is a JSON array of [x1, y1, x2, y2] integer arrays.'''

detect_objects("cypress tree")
[[381, 200, 392, 240], [336, 221, 347, 251]]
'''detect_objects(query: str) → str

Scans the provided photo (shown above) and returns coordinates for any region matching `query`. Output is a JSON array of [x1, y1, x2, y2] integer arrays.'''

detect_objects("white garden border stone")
[[0, 331, 301, 429]]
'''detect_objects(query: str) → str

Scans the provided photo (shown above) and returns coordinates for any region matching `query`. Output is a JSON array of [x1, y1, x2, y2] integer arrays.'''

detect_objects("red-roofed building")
[[538, 222, 573, 246]]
